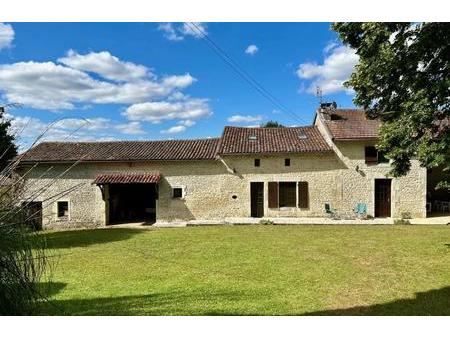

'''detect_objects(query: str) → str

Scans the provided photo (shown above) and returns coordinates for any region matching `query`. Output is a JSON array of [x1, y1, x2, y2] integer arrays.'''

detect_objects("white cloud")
[[297, 44, 359, 94], [0, 23, 14, 50], [124, 97, 212, 124], [161, 125, 186, 134], [158, 22, 207, 41], [227, 114, 263, 123], [179, 119, 196, 127], [115, 121, 145, 135], [245, 44, 258, 55], [323, 41, 338, 54], [161, 74, 196, 88], [5, 113, 148, 150], [58, 50, 150, 82], [179, 23, 207, 38], [0, 58, 197, 110]]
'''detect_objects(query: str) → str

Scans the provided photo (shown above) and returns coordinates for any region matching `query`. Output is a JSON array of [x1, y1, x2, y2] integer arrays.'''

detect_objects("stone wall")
[[314, 113, 427, 218], [19, 116, 427, 228]]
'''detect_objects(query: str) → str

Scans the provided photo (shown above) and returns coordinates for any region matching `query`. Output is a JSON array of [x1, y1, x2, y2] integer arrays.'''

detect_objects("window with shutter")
[[298, 181, 309, 208], [268, 182, 279, 208], [279, 182, 296, 207], [365, 146, 378, 165]]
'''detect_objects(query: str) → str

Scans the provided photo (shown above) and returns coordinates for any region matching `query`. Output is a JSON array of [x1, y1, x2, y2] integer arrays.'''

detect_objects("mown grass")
[[38, 225, 450, 315]]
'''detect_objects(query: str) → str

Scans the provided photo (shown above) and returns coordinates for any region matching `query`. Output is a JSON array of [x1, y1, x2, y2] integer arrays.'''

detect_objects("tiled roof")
[[324, 109, 380, 140], [93, 172, 160, 184], [217, 126, 331, 155], [19, 138, 220, 163]]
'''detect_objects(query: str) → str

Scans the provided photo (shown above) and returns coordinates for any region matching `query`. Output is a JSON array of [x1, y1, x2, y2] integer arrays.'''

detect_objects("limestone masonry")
[[18, 108, 428, 228]]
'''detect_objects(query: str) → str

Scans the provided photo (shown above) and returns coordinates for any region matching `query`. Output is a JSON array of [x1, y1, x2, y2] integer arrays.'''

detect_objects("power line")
[[186, 22, 309, 126]]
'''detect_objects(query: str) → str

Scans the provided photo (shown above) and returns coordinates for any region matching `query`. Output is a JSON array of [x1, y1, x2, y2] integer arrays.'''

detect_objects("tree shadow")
[[38, 289, 268, 316], [37, 281, 67, 298], [37, 286, 450, 315], [303, 286, 450, 316], [39, 228, 147, 249]]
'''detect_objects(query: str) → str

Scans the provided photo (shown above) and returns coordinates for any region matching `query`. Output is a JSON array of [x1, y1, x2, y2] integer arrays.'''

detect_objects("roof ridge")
[[38, 137, 220, 145], [223, 125, 315, 130]]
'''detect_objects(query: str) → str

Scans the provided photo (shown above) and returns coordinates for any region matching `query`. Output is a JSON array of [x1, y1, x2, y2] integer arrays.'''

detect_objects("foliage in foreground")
[[333, 22, 449, 189], [0, 218, 48, 315]]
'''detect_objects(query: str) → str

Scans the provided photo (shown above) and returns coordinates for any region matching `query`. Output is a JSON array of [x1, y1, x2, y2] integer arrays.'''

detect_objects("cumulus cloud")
[[160, 125, 186, 134], [179, 22, 207, 38], [0, 49, 212, 140], [245, 44, 258, 55], [0, 55, 198, 110], [0, 23, 14, 50], [297, 44, 359, 94], [158, 22, 207, 41], [6, 114, 147, 150], [123, 97, 212, 124], [227, 114, 263, 123], [58, 50, 151, 82], [115, 121, 145, 135]]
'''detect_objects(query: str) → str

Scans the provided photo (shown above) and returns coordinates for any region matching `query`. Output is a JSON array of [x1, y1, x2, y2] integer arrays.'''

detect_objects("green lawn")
[[38, 225, 450, 315]]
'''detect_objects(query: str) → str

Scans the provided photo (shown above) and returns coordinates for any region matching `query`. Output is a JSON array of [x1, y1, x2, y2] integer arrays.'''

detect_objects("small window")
[[172, 187, 183, 199], [57, 201, 69, 218], [254, 159, 261, 167], [365, 146, 389, 164], [365, 146, 378, 165], [284, 158, 291, 167], [279, 182, 296, 207]]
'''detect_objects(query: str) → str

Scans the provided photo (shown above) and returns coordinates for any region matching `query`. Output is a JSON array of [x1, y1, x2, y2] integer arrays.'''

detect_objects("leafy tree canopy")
[[261, 120, 285, 128], [333, 23, 449, 189], [0, 109, 18, 171]]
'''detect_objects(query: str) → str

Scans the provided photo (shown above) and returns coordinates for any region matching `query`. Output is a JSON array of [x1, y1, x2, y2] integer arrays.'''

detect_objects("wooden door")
[[250, 182, 264, 218], [375, 179, 391, 217]]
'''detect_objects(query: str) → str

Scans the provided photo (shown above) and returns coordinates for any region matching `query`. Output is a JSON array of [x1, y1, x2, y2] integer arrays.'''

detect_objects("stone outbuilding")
[[18, 108, 443, 229]]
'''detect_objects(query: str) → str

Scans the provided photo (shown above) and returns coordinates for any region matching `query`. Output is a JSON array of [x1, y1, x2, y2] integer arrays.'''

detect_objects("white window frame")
[[171, 185, 185, 199]]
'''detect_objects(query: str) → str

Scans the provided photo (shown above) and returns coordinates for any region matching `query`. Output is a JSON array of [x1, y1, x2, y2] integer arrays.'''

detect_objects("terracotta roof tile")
[[324, 109, 380, 140], [217, 126, 331, 155], [93, 172, 160, 184], [19, 138, 220, 163]]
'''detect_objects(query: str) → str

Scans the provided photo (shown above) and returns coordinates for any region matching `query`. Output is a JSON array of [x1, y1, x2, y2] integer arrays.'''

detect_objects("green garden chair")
[[324, 203, 338, 219]]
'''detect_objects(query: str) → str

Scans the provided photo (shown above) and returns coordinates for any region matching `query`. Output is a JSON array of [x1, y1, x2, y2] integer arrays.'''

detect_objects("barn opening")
[[94, 172, 160, 225], [427, 166, 450, 216]]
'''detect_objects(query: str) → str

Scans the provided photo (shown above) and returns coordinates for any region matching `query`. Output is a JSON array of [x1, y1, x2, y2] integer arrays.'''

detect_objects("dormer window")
[[249, 135, 257, 141], [298, 134, 307, 140]]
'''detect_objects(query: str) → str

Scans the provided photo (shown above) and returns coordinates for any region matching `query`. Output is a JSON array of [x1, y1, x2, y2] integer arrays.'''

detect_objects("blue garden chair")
[[354, 203, 367, 219]]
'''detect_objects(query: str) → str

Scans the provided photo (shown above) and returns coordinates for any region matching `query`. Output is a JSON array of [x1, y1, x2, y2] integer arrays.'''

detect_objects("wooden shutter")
[[268, 182, 279, 208], [298, 181, 309, 208]]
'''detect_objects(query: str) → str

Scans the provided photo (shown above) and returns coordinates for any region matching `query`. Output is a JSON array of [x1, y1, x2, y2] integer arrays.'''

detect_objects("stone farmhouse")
[[17, 107, 446, 228]]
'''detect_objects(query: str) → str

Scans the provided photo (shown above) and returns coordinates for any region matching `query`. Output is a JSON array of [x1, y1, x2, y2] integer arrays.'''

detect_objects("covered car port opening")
[[94, 172, 160, 225]]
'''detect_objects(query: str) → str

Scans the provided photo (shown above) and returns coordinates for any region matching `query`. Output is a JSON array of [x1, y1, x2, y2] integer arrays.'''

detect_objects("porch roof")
[[93, 172, 161, 184]]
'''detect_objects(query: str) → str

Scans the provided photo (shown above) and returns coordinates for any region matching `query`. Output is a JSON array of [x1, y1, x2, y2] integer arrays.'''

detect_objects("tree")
[[332, 23, 450, 189], [0, 107, 18, 170], [261, 120, 285, 128]]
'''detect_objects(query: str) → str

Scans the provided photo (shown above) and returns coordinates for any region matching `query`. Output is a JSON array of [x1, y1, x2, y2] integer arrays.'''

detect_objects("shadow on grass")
[[38, 286, 450, 316], [304, 286, 450, 316], [39, 228, 147, 249], [39, 290, 267, 315]]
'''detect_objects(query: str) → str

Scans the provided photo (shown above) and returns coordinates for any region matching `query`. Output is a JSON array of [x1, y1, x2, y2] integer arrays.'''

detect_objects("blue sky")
[[0, 22, 359, 148]]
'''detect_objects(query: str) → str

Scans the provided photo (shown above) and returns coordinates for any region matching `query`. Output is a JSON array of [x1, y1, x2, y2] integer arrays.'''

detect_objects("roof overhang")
[[93, 172, 161, 185]]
